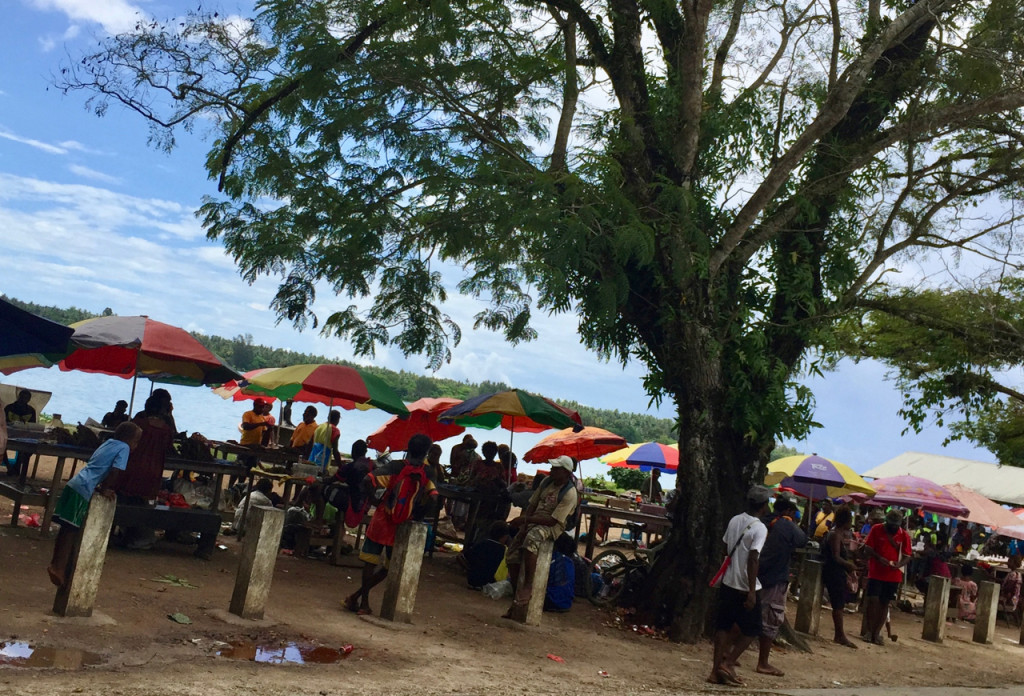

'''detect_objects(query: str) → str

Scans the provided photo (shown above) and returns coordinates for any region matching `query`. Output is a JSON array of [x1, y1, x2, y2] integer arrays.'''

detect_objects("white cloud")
[[27, 0, 145, 35], [0, 127, 68, 154], [68, 163, 121, 184], [38, 35, 56, 52]]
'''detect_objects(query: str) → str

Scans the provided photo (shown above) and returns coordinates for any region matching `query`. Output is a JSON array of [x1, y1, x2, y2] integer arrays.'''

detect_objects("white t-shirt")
[[721, 512, 768, 592]]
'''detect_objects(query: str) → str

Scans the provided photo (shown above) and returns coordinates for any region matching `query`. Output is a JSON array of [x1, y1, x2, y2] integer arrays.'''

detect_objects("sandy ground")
[[3, 456, 1024, 695]]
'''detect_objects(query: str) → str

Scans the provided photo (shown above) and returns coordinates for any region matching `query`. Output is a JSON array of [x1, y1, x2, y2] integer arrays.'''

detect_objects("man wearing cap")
[[709, 485, 770, 686], [755, 495, 807, 677], [862, 509, 911, 645], [503, 455, 578, 621], [240, 399, 271, 447]]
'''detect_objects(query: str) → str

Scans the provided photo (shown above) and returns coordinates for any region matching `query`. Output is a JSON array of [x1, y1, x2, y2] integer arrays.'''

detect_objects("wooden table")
[[432, 483, 501, 553], [2, 439, 93, 533], [575, 504, 671, 558], [113, 504, 221, 559]]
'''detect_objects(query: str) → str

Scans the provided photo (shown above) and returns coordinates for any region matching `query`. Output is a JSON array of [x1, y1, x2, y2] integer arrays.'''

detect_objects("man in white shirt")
[[709, 485, 770, 686]]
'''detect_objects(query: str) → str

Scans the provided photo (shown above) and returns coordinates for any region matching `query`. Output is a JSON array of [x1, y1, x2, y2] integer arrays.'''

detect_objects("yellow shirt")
[[290, 421, 317, 449], [814, 511, 834, 539], [240, 410, 268, 446]]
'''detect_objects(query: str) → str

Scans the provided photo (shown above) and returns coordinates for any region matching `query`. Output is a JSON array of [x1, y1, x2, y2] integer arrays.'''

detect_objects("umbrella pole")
[[127, 371, 139, 415], [508, 418, 515, 485]]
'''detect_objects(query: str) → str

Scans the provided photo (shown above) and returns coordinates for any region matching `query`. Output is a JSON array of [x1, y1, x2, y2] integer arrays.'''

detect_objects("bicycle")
[[585, 521, 669, 606]]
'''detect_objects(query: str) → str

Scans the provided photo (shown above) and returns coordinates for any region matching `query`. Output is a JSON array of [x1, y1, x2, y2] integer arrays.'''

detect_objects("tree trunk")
[[635, 324, 764, 642]]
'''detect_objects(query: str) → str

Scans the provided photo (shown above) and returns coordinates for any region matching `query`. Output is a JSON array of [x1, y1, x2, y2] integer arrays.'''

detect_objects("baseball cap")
[[747, 485, 772, 505], [548, 455, 575, 472]]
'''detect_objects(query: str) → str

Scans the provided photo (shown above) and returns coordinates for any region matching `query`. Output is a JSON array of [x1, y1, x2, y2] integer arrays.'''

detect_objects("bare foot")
[[342, 594, 360, 613], [756, 664, 785, 676], [47, 565, 64, 587], [706, 671, 723, 685], [834, 637, 858, 649], [717, 668, 744, 686]]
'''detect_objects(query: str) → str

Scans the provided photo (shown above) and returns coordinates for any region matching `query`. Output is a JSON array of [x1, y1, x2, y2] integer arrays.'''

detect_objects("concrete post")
[[521, 539, 554, 627], [53, 494, 117, 618], [794, 559, 823, 635], [974, 581, 999, 644], [229, 505, 284, 620], [380, 521, 429, 623], [921, 575, 951, 643]]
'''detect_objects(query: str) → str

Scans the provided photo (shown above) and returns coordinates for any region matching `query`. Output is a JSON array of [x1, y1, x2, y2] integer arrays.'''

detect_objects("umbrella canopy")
[[869, 475, 970, 517], [60, 315, 241, 385], [765, 455, 875, 500], [524, 426, 627, 464], [995, 523, 1024, 541], [439, 389, 582, 432], [366, 397, 465, 452], [211, 368, 279, 402], [0, 299, 74, 374], [242, 364, 409, 416], [601, 442, 679, 472], [944, 483, 1022, 529]]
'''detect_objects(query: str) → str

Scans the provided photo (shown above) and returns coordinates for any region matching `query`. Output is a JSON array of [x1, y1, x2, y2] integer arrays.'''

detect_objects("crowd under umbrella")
[[0, 298, 74, 375], [868, 474, 970, 517], [366, 397, 466, 453], [58, 315, 242, 413]]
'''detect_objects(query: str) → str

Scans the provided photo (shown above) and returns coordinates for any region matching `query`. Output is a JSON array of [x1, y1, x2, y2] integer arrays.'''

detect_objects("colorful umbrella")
[[996, 523, 1024, 541], [439, 389, 582, 433], [869, 475, 970, 517], [242, 363, 409, 416], [0, 298, 74, 374], [211, 368, 279, 402], [765, 454, 875, 499], [523, 426, 627, 464], [600, 442, 678, 472], [60, 315, 240, 386], [366, 397, 465, 452], [943, 483, 1020, 529]]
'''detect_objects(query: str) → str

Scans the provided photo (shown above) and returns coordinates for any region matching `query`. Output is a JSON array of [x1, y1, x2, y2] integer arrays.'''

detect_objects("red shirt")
[[865, 523, 912, 583]]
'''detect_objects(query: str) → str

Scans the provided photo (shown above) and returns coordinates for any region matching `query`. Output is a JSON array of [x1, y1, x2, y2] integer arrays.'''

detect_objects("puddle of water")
[[0, 642, 103, 669], [216, 640, 352, 664]]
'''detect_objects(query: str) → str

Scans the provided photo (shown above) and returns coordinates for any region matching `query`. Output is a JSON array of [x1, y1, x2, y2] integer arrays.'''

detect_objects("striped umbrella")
[[211, 368, 279, 402], [439, 389, 582, 433], [241, 364, 409, 416], [0, 298, 74, 375], [765, 454, 875, 499], [600, 442, 679, 471]]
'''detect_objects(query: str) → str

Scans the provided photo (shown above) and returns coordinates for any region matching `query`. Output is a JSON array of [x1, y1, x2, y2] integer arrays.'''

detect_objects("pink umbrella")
[[869, 475, 970, 517]]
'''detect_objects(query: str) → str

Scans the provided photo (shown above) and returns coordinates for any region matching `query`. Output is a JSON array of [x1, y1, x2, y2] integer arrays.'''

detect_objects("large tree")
[[63, 0, 1024, 640]]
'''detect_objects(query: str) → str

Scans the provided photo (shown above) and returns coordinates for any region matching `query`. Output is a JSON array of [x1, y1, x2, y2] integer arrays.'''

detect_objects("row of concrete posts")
[[54, 495, 554, 627], [795, 559, 1018, 646]]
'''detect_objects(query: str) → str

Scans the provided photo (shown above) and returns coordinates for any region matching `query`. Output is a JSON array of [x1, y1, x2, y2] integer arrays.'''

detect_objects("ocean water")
[[0, 368, 650, 482]]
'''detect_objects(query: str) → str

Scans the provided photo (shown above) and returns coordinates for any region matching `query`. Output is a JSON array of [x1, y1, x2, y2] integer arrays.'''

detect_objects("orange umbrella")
[[366, 397, 465, 452], [944, 483, 1021, 529], [523, 426, 626, 464]]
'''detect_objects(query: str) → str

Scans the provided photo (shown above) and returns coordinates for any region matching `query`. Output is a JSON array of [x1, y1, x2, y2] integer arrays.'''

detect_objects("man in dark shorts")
[[756, 495, 806, 676], [862, 509, 911, 645], [709, 486, 770, 686]]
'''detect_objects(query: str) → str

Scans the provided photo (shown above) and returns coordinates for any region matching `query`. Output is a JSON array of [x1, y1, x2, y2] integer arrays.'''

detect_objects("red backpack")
[[378, 463, 431, 527]]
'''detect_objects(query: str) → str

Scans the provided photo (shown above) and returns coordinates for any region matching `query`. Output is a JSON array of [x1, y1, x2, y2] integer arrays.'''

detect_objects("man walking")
[[862, 509, 911, 645], [756, 496, 806, 677], [709, 486, 770, 686]]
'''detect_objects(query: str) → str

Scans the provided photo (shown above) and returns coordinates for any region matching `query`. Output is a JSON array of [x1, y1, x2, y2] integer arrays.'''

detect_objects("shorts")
[[866, 578, 900, 604], [825, 576, 848, 609], [716, 585, 762, 637], [54, 487, 90, 529], [359, 537, 393, 568], [507, 523, 562, 559], [760, 582, 788, 639]]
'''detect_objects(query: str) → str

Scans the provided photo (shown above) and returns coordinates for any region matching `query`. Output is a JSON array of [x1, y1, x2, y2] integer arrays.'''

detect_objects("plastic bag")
[[481, 579, 513, 599]]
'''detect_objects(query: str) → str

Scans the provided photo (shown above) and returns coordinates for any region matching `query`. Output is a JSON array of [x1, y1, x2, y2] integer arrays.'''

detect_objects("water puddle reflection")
[[0, 641, 103, 669], [217, 640, 353, 664]]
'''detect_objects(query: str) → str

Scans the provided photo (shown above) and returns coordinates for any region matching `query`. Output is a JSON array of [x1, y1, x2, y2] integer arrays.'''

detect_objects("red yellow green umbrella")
[[439, 389, 582, 432], [241, 364, 409, 416]]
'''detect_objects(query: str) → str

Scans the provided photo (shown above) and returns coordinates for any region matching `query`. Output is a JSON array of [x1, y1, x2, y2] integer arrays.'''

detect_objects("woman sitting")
[[999, 554, 1022, 618], [953, 563, 978, 622]]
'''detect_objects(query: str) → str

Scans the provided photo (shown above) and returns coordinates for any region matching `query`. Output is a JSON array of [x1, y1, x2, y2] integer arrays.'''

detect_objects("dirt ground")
[[3, 457, 1024, 695]]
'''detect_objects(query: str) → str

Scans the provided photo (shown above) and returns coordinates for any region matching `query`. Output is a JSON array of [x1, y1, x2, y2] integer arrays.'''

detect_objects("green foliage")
[[769, 444, 801, 462], [838, 280, 1024, 464], [607, 468, 649, 491]]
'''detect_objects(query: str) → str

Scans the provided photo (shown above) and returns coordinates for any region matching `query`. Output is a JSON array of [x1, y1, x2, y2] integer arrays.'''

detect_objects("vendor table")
[[432, 483, 502, 553], [113, 504, 221, 559], [575, 504, 671, 559], [2, 439, 92, 532]]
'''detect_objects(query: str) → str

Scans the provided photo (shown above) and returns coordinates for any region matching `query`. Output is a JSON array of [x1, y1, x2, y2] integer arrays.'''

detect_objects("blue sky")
[[0, 0, 1002, 472]]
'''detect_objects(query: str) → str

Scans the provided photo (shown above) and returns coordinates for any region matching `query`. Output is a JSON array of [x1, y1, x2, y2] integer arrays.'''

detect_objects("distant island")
[[5, 296, 678, 445]]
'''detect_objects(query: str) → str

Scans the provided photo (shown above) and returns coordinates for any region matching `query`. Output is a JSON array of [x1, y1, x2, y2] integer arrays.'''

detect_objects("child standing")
[[48, 422, 142, 587]]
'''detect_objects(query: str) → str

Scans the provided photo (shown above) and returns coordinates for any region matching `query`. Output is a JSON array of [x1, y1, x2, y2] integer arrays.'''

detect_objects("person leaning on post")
[[48, 422, 143, 588]]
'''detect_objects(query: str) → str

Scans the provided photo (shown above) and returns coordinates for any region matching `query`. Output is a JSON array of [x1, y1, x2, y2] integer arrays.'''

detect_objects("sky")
[[0, 0, 1005, 474]]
